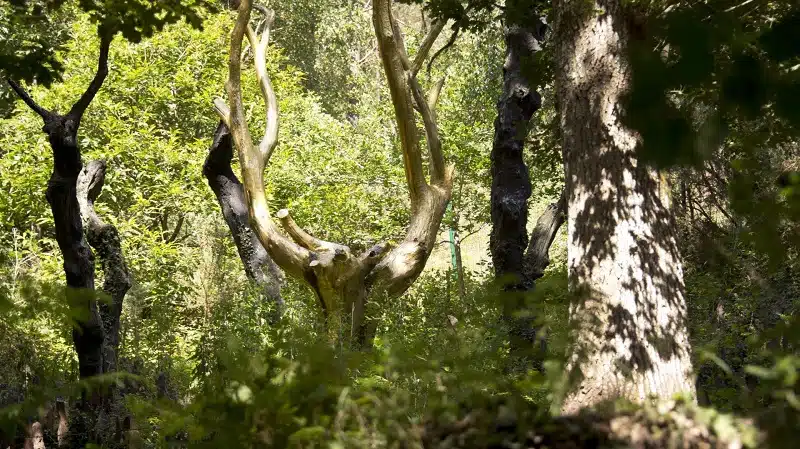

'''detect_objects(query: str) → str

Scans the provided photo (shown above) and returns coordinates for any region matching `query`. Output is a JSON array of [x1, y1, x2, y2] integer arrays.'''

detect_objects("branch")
[[245, 17, 279, 163], [411, 19, 446, 76], [373, 0, 426, 206], [522, 188, 566, 282], [276, 209, 323, 250], [408, 74, 445, 185], [427, 26, 460, 74], [6, 79, 52, 120], [213, 98, 231, 128], [221, 0, 311, 280], [165, 215, 185, 243], [67, 32, 112, 122]]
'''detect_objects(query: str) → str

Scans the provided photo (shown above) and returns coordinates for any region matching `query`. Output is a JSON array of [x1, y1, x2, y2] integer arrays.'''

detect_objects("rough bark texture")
[[7, 31, 112, 381], [215, 0, 453, 346], [203, 121, 284, 317], [490, 17, 545, 290], [77, 160, 132, 374], [489, 5, 566, 370], [553, 0, 695, 413], [7, 31, 131, 448]]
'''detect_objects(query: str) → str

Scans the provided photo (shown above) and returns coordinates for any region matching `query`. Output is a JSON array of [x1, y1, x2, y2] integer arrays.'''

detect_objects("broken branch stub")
[[216, 0, 455, 346]]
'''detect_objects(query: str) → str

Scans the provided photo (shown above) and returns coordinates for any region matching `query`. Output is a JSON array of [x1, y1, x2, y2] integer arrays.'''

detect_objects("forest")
[[0, 0, 798, 447]]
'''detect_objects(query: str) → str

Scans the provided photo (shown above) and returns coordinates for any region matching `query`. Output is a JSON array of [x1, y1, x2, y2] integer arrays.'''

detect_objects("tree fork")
[[216, 0, 454, 346]]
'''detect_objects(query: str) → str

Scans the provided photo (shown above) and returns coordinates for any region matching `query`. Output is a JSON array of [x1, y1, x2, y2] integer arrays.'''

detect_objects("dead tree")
[[6, 31, 112, 380], [7, 29, 131, 447], [76, 160, 132, 374], [489, 5, 566, 370], [214, 0, 453, 346], [203, 121, 284, 318]]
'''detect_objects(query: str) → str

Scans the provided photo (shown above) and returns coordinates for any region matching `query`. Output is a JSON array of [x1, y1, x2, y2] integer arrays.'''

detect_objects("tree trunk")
[[7, 31, 121, 448], [489, 4, 564, 371], [215, 0, 453, 347], [553, 0, 695, 413], [203, 121, 284, 318], [77, 160, 132, 374]]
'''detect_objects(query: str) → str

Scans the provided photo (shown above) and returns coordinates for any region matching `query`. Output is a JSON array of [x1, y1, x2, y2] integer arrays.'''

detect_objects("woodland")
[[0, 0, 798, 447]]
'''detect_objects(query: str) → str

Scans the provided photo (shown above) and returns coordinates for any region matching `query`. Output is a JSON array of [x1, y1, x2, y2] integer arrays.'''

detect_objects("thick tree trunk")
[[203, 121, 284, 317], [44, 122, 104, 380], [553, 0, 695, 413], [489, 5, 564, 370]]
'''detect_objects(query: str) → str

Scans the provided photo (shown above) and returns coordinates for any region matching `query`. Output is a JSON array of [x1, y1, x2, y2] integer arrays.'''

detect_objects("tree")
[[215, 0, 453, 346], [203, 121, 284, 319], [488, 0, 566, 371], [552, 0, 695, 413]]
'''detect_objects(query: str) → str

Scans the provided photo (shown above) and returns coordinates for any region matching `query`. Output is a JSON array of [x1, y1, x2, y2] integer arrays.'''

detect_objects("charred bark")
[[7, 30, 111, 380], [7, 30, 120, 448], [490, 6, 564, 370], [203, 121, 284, 317], [77, 160, 132, 374]]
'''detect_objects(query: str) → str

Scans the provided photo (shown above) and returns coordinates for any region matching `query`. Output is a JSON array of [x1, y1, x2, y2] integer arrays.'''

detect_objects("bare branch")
[[222, 0, 311, 279], [427, 76, 445, 108], [166, 215, 185, 243], [68, 32, 112, 123], [276, 209, 323, 250], [373, 0, 426, 205], [245, 20, 279, 163], [6, 79, 52, 120], [213, 98, 232, 128], [408, 74, 445, 185], [411, 19, 446, 76], [427, 27, 460, 74], [522, 188, 567, 282]]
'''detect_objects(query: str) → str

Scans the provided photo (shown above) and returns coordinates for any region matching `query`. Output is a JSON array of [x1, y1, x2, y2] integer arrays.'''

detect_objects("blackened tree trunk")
[[489, 3, 565, 370], [7, 30, 132, 447], [553, 0, 695, 413], [203, 121, 284, 317], [77, 160, 132, 374]]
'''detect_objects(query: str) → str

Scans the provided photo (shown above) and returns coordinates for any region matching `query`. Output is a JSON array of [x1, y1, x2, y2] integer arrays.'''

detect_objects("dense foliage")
[[0, 0, 798, 447]]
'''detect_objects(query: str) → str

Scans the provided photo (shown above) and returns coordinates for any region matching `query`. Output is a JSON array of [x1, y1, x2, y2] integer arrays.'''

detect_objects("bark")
[[8, 31, 118, 449], [215, 0, 453, 347], [203, 121, 284, 317], [489, 4, 565, 370], [553, 0, 695, 413], [7, 31, 111, 381], [523, 188, 567, 282], [24, 421, 45, 449], [77, 160, 132, 374]]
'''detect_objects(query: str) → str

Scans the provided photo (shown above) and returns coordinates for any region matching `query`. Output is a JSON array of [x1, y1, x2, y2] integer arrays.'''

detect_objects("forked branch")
[[215, 0, 311, 279], [68, 32, 111, 122]]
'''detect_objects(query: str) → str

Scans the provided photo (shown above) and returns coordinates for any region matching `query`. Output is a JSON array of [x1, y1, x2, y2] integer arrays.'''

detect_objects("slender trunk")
[[77, 160, 132, 374], [8, 31, 115, 448], [203, 121, 284, 318], [553, 0, 695, 413], [489, 5, 563, 370]]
